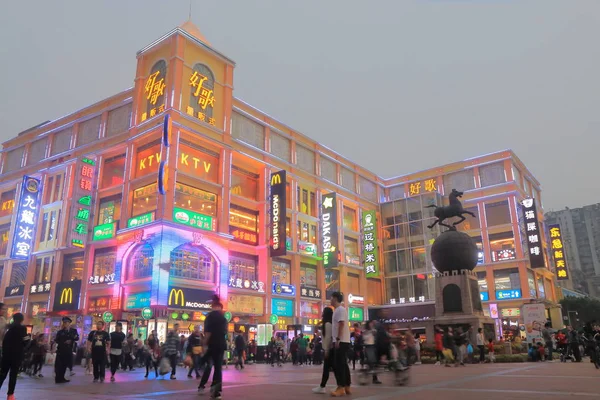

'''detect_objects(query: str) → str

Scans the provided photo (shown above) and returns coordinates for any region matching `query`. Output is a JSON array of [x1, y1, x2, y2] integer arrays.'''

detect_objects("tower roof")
[[178, 20, 211, 46]]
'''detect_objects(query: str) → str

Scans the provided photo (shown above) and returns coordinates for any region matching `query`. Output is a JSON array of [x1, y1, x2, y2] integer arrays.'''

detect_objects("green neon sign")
[[349, 307, 364, 322], [224, 311, 232, 322], [127, 212, 154, 228], [173, 207, 215, 231], [141, 307, 153, 320], [93, 223, 116, 241]]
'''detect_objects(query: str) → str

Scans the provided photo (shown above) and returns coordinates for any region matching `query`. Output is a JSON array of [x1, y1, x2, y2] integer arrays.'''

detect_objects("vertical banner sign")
[[362, 210, 379, 277], [548, 224, 569, 280], [68, 157, 97, 248], [269, 171, 287, 257], [11, 176, 42, 259], [157, 114, 171, 195], [521, 198, 545, 269], [322, 192, 338, 268]]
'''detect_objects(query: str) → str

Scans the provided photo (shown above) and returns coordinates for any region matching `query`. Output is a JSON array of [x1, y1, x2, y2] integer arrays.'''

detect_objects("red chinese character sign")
[[548, 224, 569, 280], [68, 157, 97, 248], [11, 176, 42, 259], [521, 198, 545, 269]]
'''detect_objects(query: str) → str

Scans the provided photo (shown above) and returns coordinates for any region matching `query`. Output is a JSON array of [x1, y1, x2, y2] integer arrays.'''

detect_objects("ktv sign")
[[11, 176, 42, 259]]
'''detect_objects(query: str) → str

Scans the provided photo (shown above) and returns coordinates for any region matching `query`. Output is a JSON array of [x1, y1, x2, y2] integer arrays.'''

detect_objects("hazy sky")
[[0, 1, 598, 211]]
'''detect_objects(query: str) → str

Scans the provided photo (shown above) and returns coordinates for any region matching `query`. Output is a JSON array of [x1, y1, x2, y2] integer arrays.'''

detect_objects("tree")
[[559, 297, 600, 328]]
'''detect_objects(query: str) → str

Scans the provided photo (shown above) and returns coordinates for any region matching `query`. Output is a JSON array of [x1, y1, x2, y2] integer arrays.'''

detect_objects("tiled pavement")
[[8, 360, 600, 399]]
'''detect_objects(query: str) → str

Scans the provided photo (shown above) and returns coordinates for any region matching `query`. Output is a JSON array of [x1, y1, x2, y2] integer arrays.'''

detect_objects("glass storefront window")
[[411, 247, 427, 272], [231, 166, 258, 200], [34, 255, 53, 283], [230, 204, 258, 232], [229, 253, 258, 283], [9, 262, 27, 287], [170, 245, 214, 282], [0, 224, 10, 256], [178, 142, 220, 183], [61, 253, 84, 282], [485, 200, 511, 226], [131, 243, 154, 279], [527, 270, 537, 298], [93, 247, 117, 277], [131, 183, 158, 217], [494, 268, 520, 291], [343, 207, 356, 231], [272, 260, 291, 285], [489, 231, 516, 262], [175, 183, 217, 216], [97, 195, 121, 225], [300, 263, 317, 287], [101, 155, 125, 188], [0, 189, 16, 218], [135, 141, 161, 178]]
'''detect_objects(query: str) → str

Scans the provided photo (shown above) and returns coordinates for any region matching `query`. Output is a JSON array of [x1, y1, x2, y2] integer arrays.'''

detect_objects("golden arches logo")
[[169, 289, 184, 306], [60, 288, 73, 305], [270, 173, 282, 186]]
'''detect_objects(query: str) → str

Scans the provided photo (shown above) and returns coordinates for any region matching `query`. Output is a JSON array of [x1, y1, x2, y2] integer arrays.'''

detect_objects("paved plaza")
[[9, 360, 600, 399]]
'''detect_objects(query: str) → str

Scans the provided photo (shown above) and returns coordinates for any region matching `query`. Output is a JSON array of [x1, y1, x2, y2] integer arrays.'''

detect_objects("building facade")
[[0, 22, 560, 343], [545, 204, 600, 297]]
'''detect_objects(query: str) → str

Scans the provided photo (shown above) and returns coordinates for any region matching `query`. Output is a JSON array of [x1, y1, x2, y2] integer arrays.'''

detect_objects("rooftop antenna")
[[189, 0, 192, 20]]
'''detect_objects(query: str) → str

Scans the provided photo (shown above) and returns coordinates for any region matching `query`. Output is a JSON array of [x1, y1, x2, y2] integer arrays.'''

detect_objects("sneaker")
[[414, 361, 422, 365], [198, 386, 206, 395], [373, 380, 382, 385], [170, 375, 176, 380], [7, 394, 15, 400], [312, 386, 326, 394], [70, 371, 76, 376], [37, 374, 43, 378], [210, 394, 222, 400], [330, 387, 346, 397], [93, 379, 98, 383], [110, 376, 115, 382], [434, 361, 440, 365], [144, 374, 148, 378]]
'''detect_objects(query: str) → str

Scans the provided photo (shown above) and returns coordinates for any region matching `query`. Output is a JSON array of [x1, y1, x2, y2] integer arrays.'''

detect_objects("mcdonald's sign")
[[53, 280, 82, 312], [169, 289, 184, 307], [269, 170, 286, 257], [167, 287, 213, 310]]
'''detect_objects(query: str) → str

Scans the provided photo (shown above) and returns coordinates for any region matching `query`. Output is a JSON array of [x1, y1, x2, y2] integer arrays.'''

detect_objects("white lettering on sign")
[[272, 194, 280, 249]]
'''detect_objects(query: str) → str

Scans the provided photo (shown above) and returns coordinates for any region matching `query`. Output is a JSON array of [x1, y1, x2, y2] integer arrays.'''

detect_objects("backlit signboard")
[[92, 222, 116, 241], [548, 224, 569, 280], [68, 157, 97, 248], [272, 283, 296, 297], [521, 198, 545, 269], [53, 280, 82, 312], [269, 171, 286, 257], [321, 192, 338, 268], [11, 176, 42, 259], [362, 210, 379, 277], [173, 207, 216, 231]]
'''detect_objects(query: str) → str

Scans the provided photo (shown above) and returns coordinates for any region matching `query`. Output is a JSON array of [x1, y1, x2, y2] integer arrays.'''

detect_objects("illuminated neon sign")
[[521, 198, 545, 269], [409, 179, 438, 196], [548, 224, 569, 280], [93, 222, 116, 241], [11, 176, 42, 259], [321, 192, 338, 268], [269, 171, 286, 257], [362, 210, 379, 277], [68, 157, 97, 248], [187, 70, 217, 126], [141, 62, 166, 122], [173, 207, 216, 231], [127, 212, 155, 228]]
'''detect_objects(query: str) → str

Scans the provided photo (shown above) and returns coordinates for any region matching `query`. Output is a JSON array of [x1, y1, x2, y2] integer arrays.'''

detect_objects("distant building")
[[545, 204, 600, 296]]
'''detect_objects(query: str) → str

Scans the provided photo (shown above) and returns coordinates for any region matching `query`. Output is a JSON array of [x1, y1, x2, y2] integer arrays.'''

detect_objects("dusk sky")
[[0, 0, 598, 210]]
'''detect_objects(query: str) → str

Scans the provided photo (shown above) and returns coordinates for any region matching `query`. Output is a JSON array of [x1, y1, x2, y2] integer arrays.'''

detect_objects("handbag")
[[467, 344, 474, 354], [158, 357, 171, 375], [192, 346, 202, 355]]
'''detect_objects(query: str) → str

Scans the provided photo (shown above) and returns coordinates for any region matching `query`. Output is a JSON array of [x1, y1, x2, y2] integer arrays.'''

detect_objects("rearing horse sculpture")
[[426, 188, 476, 230]]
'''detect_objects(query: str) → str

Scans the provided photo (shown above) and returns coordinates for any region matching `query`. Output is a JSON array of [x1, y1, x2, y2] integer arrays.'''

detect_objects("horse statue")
[[426, 188, 476, 230]]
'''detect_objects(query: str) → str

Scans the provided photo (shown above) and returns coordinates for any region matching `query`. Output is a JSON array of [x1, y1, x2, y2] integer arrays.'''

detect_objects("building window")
[[178, 141, 220, 183], [38, 207, 61, 251], [477, 271, 488, 292], [344, 236, 359, 257], [456, 206, 480, 231], [494, 268, 520, 291], [479, 162, 506, 187], [413, 274, 429, 300], [97, 195, 121, 225], [188, 64, 215, 119], [101, 155, 126, 188], [325, 269, 340, 298], [9, 262, 27, 287], [489, 231, 516, 262], [131, 183, 158, 217], [286, 182, 291, 209], [0, 224, 10, 256], [300, 263, 317, 287], [93, 247, 117, 277], [537, 275, 545, 299], [175, 183, 217, 216], [0, 189, 16, 218], [231, 166, 258, 200], [34, 255, 53, 283], [343, 207, 356, 231], [485, 200, 511, 226], [297, 186, 317, 217], [131, 244, 154, 279], [527, 270, 537, 298], [61, 253, 84, 282], [443, 169, 475, 192], [347, 272, 360, 294], [228, 253, 258, 283], [170, 244, 214, 282], [411, 247, 427, 272], [134, 141, 161, 178], [230, 204, 258, 233], [43, 173, 64, 205], [272, 260, 291, 285]]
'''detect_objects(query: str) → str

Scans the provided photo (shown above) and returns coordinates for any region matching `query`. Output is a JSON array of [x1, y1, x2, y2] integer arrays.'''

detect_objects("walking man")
[[87, 321, 110, 382], [542, 322, 555, 361], [330, 292, 351, 397], [198, 295, 227, 399], [163, 323, 180, 380], [109, 322, 126, 382], [54, 317, 78, 384], [0, 313, 30, 400]]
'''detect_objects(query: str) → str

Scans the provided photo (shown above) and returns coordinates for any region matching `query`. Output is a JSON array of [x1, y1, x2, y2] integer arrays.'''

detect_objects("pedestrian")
[[163, 323, 180, 380], [187, 325, 203, 378], [0, 303, 7, 364], [144, 332, 160, 379], [542, 322, 555, 361], [330, 292, 351, 397], [31, 334, 47, 378], [455, 327, 467, 366], [487, 339, 495, 363], [87, 321, 111, 383], [567, 325, 582, 362], [109, 322, 126, 382], [362, 320, 382, 385], [442, 327, 457, 367], [198, 295, 227, 399], [136, 334, 145, 368], [290, 337, 298, 365], [125, 334, 136, 371], [234, 332, 245, 370], [54, 317, 79, 384], [312, 307, 334, 393], [297, 333, 308, 366], [476, 328, 485, 363], [405, 327, 416, 365], [434, 326, 444, 365], [0, 313, 29, 400]]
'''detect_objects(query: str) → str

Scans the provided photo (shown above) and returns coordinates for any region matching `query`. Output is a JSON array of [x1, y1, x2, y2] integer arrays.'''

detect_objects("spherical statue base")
[[431, 230, 478, 273]]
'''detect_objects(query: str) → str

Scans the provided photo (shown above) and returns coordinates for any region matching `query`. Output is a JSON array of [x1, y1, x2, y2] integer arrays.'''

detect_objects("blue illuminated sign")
[[480, 292, 489, 301], [272, 283, 295, 297], [495, 289, 521, 300], [125, 291, 151, 309], [11, 176, 42, 259], [271, 298, 294, 317]]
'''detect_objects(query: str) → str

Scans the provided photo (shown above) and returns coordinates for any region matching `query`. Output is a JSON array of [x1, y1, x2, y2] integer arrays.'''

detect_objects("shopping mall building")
[[0, 22, 560, 342]]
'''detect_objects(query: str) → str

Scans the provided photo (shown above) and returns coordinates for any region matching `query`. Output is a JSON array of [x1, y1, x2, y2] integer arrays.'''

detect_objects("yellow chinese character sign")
[[189, 70, 217, 127], [141, 60, 167, 122], [408, 179, 438, 196], [548, 224, 568, 281]]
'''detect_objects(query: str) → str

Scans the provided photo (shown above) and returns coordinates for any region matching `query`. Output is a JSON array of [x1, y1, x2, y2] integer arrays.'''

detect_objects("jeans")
[[92, 350, 106, 380], [435, 350, 444, 362], [188, 354, 202, 377], [545, 341, 553, 361], [333, 343, 351, 388], [319, 348, 334, 387], [169, 354, 178, 376], [32, 355, 44, 375], [199, 348, 224, 395], [478, 345, 485, 362], [0, 355, 21, 395]]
